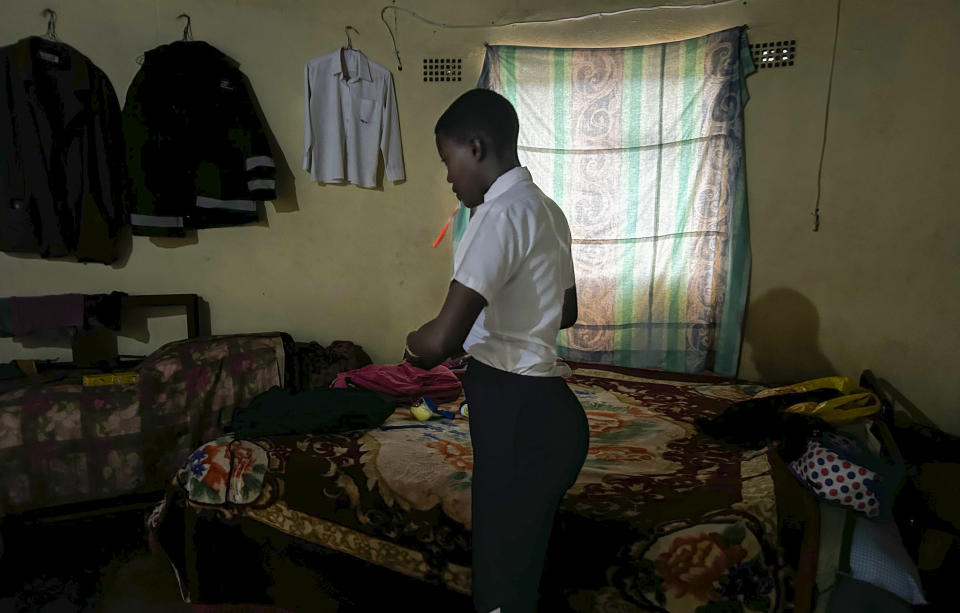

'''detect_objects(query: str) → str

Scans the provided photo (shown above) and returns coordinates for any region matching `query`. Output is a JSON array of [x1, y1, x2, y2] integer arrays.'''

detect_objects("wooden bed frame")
[[860, 370, 958, 573]]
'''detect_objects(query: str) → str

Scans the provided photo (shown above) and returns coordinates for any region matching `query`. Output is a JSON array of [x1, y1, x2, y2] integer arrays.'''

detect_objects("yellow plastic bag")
[[82, 372, 140, 386], [753, 376, 880, 425]]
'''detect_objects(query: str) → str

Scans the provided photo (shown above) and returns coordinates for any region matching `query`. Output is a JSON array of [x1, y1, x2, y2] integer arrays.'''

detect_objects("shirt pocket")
[[358, 98, 376, 124]]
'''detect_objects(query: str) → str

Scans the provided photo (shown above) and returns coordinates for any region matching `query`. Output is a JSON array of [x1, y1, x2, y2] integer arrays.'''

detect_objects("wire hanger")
[[41, 8, 58, 41], [343, 26, 359, 50], [177, 13, 194, 41], [339, 26, 361, 80], [136, 14, 194, 65]]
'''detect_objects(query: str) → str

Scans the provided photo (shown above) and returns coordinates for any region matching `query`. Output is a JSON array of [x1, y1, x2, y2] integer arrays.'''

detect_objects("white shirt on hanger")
[[303, 48, 405, 188], [453, 167, 576, 377]]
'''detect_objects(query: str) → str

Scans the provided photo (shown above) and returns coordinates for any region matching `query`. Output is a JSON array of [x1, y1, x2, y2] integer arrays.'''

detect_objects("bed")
[[149, 362, 820, 612]]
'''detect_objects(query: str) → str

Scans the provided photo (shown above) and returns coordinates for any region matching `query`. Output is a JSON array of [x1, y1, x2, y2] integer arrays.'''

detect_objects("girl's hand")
[[403, 336, 426, 368], [404, 281, 486, 370]]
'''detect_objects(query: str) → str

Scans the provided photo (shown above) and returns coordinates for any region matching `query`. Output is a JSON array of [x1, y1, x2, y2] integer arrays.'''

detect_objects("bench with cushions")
[[0, 333, 287, 520]]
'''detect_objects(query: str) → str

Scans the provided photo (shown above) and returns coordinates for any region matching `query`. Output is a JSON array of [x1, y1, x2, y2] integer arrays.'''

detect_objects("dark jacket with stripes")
[[122, 41, 276, 236], [0, 37, 124, 263]]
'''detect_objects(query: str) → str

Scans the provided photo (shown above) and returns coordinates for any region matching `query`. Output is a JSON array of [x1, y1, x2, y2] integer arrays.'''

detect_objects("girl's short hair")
[[435, 89, 519, 156]]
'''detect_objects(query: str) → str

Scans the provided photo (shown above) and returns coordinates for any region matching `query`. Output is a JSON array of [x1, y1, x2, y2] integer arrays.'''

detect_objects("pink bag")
[[331, 362, 462, 404]]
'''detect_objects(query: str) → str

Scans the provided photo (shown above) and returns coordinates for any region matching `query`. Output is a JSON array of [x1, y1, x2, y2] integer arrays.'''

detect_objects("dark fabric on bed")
[[229, 386, 396, 438], [695, 389, 837, 461]]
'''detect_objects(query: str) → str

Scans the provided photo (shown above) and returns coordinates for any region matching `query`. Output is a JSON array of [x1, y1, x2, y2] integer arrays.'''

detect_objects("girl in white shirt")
[[405, 89, 588, 613]]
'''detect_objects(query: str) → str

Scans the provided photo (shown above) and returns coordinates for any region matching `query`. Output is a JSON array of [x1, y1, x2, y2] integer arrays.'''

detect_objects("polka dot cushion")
[[789, 438, 882, 517]]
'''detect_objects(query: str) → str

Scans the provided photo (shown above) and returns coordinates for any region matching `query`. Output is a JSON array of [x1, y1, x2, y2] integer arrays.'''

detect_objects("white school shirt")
[[453, 167, 575, 377], [302, 49, 405, 188]]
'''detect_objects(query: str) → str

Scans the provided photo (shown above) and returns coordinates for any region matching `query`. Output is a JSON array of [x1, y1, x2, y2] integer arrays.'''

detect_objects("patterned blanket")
[[153, 365, 814, 612], [0, 334, 285, 516]]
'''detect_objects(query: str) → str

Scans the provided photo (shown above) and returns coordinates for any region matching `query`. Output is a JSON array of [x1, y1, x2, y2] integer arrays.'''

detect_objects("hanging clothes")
[[303, 48, 405, 188], [0, 299, 13, 337], [123, 41, 277, 236], [0, 37, 125, 264], [9, 294, 85, 336], [0, 292, 126, 338]]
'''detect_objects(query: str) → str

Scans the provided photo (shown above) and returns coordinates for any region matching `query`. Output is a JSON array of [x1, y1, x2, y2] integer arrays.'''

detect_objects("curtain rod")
[[380, 0, 747, 71]]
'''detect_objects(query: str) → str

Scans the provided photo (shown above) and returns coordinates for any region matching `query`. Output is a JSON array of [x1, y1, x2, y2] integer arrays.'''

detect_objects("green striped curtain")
[[469, 27, 754, 376]]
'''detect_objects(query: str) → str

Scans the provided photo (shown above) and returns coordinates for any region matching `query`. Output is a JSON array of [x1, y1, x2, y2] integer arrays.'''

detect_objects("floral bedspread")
[[154, 365, 804, 612], [0, 334, 285, 516]]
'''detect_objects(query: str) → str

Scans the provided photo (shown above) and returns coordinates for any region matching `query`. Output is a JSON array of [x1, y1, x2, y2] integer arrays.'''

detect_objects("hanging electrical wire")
[[380, 0, 746, 71], [813, 0, 842, 232]]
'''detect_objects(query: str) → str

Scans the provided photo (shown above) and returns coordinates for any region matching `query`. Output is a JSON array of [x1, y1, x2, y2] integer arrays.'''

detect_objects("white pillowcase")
[[849, 515, 926, 605]]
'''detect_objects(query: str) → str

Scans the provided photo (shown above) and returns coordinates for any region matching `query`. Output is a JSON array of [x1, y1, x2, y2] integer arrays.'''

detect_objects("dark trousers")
[[463, 359, 589, 613]]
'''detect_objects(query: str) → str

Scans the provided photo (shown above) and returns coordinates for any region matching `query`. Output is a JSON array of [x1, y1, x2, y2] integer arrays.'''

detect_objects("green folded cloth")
[[230, 386, 396, 438]]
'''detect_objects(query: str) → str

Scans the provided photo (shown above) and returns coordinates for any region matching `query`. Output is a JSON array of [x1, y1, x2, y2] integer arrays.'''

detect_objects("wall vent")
[[423, 58, 462, 82], [750, 40, 796, 69]]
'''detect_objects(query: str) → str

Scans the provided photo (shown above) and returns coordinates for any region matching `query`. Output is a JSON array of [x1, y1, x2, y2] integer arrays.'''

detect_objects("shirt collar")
[[12, 37, 90, 91], [483, 166, 531, 203], [334, 48, 373, 83], [11, 37, 92, 126], [143, 40, 238, 69]]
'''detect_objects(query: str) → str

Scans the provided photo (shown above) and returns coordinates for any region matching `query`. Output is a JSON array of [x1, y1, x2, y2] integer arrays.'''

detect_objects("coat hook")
[[345, 26, 359, 49], [42, 8, 58, 41], [177, 13, 193, 41]]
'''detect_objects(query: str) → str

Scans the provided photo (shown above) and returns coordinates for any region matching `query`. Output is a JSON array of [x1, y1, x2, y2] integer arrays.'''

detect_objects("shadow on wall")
[[743, 287, 837, 384]]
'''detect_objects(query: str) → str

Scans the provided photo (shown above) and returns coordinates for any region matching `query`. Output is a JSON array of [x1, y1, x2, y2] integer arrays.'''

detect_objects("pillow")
[[177, 436, 269, 505], [790, 438, 883, 517], [847, 514, 926, 605], [789, 430, 906, 518], [827, 431, 907, 513]]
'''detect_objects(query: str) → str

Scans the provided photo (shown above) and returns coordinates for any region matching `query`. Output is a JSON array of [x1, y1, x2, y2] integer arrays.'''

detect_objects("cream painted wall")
[[738, 0, 960, 436], [2, 1, 958, 432]]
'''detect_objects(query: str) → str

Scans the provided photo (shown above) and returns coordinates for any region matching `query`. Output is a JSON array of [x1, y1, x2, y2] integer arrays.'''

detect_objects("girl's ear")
[[470, 137, 487, 163]]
